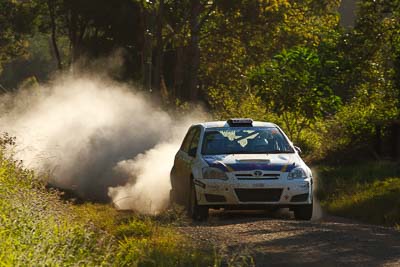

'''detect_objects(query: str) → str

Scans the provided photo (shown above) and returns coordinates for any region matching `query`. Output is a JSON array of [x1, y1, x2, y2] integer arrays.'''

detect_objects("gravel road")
[[179, 205, 400, 266]]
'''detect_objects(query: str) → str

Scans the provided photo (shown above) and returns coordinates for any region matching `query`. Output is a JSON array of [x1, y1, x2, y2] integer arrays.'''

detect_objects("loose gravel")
[[179, 208, 400, 266]]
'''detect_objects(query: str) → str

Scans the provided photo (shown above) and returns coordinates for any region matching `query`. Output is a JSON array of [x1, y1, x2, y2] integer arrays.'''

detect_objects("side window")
[[181, 128, 196, 153], [188, 128, 201, 156]]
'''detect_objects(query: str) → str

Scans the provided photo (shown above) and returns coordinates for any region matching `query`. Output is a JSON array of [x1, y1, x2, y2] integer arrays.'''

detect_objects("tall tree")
[[47, 0, 62, 70]]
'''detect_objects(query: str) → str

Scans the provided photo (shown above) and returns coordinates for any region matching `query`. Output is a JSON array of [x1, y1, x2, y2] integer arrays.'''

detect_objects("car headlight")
[[288, 167, 307, 180], [202, 167, 228, 180]]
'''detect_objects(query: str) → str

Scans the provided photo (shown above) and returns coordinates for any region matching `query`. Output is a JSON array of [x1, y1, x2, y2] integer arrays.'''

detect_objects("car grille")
[[235, 173, 280, 180], [234, 188, 283, 202]]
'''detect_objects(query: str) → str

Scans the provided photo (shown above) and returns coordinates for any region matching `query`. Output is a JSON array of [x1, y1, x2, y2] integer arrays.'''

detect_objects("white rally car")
[[170, 119, 313, 221]]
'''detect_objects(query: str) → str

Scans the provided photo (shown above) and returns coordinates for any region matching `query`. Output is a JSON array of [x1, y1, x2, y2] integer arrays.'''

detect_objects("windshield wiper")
[[227, 150, 293, 154]]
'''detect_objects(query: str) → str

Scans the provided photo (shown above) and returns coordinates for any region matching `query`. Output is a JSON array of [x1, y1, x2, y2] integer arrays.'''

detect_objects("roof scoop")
[[227, 118, 253, 127]]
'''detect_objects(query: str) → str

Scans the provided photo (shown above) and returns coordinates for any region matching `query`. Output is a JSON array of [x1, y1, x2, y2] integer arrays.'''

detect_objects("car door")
[[171, 127, 197, 204], [181, 126, 201, 180], [179, 126, 201, 205]]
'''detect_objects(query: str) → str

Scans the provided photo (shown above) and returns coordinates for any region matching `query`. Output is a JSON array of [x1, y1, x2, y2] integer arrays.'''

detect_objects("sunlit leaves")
[[249, 46, 341, 140]]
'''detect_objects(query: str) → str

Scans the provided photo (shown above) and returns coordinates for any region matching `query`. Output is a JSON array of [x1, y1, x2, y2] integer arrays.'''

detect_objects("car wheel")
[[293, 202, 313, 220], [188, 182, 209, 221]]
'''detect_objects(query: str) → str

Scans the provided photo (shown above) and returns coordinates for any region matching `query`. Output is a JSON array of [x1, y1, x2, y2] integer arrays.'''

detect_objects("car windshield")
[[201, 127, 294, 155]]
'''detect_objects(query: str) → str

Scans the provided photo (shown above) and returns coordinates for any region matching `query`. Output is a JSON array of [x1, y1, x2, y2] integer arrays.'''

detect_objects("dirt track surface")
[[179, 208, 400, 266]]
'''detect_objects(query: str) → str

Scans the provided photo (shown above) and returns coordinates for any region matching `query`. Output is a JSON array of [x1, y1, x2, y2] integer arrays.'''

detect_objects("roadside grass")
[[0, 141, 216, 266], [315, 161, 400, 226], [72, 203, 214, 267], [0, 153, 114, 265]]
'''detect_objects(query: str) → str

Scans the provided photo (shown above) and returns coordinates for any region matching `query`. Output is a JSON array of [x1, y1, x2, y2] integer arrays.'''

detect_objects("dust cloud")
[[0, 74, 204, 214], [108, 117, 202, 214], [109, 141, 179, 213], [311, 168, 324, 220]]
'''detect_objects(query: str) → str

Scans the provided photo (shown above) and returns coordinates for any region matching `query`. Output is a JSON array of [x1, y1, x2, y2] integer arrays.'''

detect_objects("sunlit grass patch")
[[316, 161, 400, 226], [0, 156, 115, 266], [85, 205, 215, 266], [71, 203, 120, 232], [115, 218, 154, 238], [324, 178, 400, 225], [115, 228, 214, 267]]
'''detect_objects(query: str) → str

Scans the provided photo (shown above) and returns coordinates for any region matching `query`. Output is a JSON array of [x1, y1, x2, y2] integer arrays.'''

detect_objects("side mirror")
[[294, 146, 302, 154], [188, 147, 197, 157]]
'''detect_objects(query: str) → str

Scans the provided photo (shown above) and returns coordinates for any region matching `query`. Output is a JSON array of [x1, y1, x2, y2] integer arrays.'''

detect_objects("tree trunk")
[[153, 0, 164, 96], [47, 0, 62, 70], [67, 3, 85, 66], [188, 0, 201, 101], [394, 53, 400, 120], [173, 46, 184, 99], [68, 7, 78, 65], [142, 10, 153, 92]]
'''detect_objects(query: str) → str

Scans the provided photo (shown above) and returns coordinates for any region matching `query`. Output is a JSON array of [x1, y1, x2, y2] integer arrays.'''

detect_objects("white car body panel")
[[193, 153, 312, 206], [171, 120, 313, 208]]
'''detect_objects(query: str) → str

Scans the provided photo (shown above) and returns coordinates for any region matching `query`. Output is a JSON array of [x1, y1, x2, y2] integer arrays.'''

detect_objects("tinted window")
[[188, 128, 201, 156], [181, 127, 196, 153], [201, 127, 294, 155]]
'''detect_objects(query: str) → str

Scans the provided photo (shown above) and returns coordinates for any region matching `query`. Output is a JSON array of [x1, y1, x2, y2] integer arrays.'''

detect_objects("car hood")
[[202, 153, 301, 172]]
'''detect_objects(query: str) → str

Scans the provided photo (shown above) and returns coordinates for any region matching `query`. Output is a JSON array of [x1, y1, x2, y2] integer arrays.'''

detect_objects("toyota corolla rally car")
[[170, 119, 313, 221]]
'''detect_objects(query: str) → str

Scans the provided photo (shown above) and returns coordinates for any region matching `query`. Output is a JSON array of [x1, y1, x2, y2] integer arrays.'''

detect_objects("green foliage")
[[336, 87, 396, 134], [316, 161, 400, 225], [201, 0, 399, 160], [0, 0, 38, 73], [249, 46, 341, 141], [0, 33, 68, 89], [314, 81, 399, 161], [0, 147, 115, 265], [200, 0, 291, 118], [278, 0, 341, 48], [201, 1, 348, 149]]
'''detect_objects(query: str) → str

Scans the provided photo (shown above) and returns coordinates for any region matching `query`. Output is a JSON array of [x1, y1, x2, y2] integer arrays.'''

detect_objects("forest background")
[[1, 0, 399, 161]]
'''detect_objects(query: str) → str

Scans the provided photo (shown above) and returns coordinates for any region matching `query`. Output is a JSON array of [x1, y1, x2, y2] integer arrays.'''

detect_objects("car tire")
[[188, 182, 209, 221], [293, 202, 313, 220]]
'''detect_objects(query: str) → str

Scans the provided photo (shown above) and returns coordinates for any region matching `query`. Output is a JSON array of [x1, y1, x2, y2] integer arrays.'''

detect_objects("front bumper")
[[194, 176, 312, 207]]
